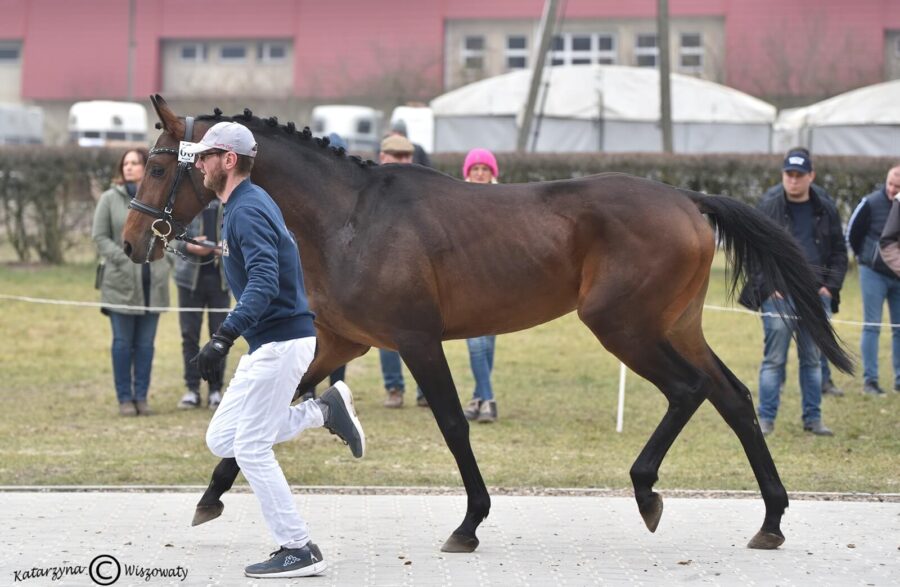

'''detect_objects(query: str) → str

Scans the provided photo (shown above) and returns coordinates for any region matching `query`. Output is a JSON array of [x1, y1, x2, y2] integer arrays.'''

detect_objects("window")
[[635, 34, 658, 67], [179, 43, 207, 62], [506, 35, 528, 69], [596, 34, 617, 64], [357, 119, 372, 135], [220, 44, 247, 62], [548, 33, 617, 66], [462, 35, 484, 70], [257, 42, 288, 63], [571, 35, 592, 65], [679, 32, 703, 72], [0, 42, 20, 61], [895, 37, 900, 57]]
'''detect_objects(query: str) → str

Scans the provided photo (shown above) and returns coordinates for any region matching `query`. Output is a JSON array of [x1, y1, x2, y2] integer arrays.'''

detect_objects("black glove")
[[192, 328, 236, 386]]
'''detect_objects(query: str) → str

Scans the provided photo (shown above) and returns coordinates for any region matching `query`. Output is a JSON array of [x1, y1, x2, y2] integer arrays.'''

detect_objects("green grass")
[[0, 256, 898, 493]]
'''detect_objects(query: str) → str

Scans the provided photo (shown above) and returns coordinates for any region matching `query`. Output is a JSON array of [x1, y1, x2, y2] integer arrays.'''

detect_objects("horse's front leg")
[[398, 335, 490, 553]]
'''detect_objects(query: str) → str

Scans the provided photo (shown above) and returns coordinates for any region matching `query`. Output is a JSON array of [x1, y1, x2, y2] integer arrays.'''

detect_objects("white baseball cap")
[[182, 122, 258, 157]]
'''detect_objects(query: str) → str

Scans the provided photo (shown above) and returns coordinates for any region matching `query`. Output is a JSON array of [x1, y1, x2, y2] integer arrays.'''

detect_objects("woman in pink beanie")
[[462, 148, 499, 422], [463, 148, 499, 185]]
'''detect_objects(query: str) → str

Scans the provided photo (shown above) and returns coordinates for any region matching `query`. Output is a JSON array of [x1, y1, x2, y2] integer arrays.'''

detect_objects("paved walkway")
[[0, 491, 897, 586]]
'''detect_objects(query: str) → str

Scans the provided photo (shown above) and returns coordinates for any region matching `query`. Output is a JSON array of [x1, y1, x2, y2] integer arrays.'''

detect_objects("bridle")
[[128, 116, 213, 263]]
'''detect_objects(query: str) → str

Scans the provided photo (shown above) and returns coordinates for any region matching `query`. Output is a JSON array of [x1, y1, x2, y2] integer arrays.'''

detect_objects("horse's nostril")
[[123, 241, 133, 258]]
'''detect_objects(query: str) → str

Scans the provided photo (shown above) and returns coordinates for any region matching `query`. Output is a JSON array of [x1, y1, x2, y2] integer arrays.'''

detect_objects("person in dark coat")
[[739, 151, 847, 436]]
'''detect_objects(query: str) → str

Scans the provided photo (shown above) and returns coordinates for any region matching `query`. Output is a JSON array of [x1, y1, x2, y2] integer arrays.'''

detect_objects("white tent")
[[430, 65, 775, 153], [779, 80, 900, 157]]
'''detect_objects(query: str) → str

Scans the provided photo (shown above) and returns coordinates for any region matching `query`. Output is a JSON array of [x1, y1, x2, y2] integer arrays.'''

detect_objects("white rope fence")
[[0, 293, 230, 313], [1, 292, 890, 434]]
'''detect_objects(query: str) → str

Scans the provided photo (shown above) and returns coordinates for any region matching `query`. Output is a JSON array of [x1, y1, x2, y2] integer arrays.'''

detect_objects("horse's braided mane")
[[190, 108, 376, 167]]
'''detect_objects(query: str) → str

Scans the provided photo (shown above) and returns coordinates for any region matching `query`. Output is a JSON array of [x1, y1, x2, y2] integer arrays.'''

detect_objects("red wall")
[[1, 0, 898, 100]]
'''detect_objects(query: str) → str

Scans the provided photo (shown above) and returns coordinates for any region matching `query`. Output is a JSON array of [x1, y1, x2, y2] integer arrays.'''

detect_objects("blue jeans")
[[466, 336, 496, 401], [757, 296, 825, 425], [109, 311, 161, 404], [379, 349, 423, 399], [858, 265, 900, 387]]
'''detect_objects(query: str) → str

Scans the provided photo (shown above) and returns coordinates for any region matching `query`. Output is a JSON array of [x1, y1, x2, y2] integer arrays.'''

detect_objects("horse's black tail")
[[684, 190, 854, 374]]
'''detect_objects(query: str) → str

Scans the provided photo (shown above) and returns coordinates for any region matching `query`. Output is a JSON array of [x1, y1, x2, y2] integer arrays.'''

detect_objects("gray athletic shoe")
[[244, 543, 326, 578], [178, 390, 201, 409], [319, 381, 365, 458], [803, 420, 834, 436], [208, 390, 222, 410], [759, 419, 775, 436]]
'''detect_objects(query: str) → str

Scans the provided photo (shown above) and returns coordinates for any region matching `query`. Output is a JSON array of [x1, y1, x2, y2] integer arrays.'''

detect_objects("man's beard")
[[204, 167, 227, 194]]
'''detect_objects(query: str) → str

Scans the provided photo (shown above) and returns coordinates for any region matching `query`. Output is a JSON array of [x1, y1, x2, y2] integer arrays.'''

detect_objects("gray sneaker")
[[208, 390, 222, 410], [463, 399, 481, 420], [244, 543, 326, 578], [821, 379, 844, 397], [477, 400, 497, 423], [759, 419, 775, 436], [803, 420, 834, 436], [319, 382, 365, 458], [863, 381, 886, 396], [178, 390, 201, 409]]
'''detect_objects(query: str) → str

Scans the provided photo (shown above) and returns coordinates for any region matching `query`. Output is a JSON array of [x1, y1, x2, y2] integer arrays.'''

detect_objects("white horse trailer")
[[68, 101, 148, 147]]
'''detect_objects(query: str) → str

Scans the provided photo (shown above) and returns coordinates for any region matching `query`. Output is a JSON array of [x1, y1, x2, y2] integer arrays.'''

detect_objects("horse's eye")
[[150, 167, 165, 178]]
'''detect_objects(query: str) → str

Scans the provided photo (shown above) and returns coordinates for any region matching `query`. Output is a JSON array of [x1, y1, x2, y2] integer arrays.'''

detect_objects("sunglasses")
[[197, 149, 227, 162]]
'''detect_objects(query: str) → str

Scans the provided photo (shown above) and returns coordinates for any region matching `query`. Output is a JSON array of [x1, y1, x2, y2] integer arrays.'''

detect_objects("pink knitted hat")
[[462, 148, 498, 179]]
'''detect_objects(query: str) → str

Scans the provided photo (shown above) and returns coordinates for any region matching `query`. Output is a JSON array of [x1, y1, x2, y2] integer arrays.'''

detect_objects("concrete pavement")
[[1, 490, 897, 586]]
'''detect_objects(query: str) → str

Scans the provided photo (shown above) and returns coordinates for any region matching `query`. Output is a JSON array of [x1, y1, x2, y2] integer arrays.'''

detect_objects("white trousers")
[[206, 337, 322, 548]]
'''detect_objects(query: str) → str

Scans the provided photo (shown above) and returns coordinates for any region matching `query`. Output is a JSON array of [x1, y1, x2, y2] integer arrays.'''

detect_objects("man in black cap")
[[739, 149, 847, 436], [760, 148, 844, 397]]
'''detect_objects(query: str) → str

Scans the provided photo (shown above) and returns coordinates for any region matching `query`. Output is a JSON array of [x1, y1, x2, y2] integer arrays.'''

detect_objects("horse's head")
[[122, 94, 217, 263]]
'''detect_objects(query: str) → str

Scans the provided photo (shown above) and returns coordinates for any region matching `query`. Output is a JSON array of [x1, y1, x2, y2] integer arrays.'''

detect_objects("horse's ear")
[[150, 94, 184, 137]]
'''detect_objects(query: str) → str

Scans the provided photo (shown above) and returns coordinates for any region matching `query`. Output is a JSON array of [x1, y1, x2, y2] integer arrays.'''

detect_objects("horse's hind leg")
[[397, 333, 490, 553], [610, 338, 709, 533], [705, 350, 788, 549], [193, 457, 240, 526]]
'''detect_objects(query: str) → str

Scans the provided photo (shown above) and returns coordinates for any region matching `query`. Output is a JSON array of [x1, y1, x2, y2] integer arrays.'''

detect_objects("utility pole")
[[517, 0, 559, 152], [127, 0, 136, 101], [657, 0, 673, 153]]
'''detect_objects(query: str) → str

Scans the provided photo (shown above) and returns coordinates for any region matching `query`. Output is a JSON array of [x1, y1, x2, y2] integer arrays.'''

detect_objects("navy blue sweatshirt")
[[220, 178, 315, 352]]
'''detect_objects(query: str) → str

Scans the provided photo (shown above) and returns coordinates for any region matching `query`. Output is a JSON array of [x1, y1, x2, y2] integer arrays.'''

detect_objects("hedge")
[[0, 146, 894, 264]]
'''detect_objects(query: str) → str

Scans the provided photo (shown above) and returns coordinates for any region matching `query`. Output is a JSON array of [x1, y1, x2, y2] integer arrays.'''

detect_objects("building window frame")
[[549, 33, 618, 66], [178, 42, 207, 63], [462, 35, 485, 70], [257, 41, 288, 63], [219, 43, 248, 63], [0, 41, 21, 62], [505, 34, 529, 70], [635, 33, 658, 68], [596, 33, 617, 65], [679, 32, 704, 72]]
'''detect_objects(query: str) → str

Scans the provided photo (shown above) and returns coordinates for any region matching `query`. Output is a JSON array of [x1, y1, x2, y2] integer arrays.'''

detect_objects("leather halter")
[[128, 116, 209, 262]]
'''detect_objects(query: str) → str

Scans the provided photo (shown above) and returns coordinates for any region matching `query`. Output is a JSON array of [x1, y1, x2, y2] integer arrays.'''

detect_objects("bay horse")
[[123, 95, 851, 553]]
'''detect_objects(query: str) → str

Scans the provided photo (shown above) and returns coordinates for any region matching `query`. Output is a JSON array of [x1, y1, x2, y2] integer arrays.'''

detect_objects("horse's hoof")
[[747, 530, 785, 550], [191, 501, 224, 526], [639, 493, 664, 533], [441, 532, 479, 553]]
